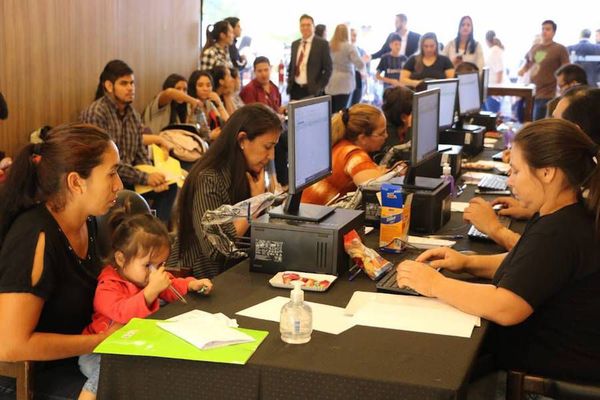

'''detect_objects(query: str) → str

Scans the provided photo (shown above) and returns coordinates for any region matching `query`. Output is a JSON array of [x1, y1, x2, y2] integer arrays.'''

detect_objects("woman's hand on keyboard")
[[464, 197, 503, 237], [491, 197, 534, 220], [396, 260, 443, 297], [415, 247, 468, 272]]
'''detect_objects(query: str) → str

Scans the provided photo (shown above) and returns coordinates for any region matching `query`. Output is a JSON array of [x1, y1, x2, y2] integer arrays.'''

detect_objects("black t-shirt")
[[0, 205, 102, 334], [376, 53, 407, 89], [491, 202, 600, 382], [403, 55, 453, 81]]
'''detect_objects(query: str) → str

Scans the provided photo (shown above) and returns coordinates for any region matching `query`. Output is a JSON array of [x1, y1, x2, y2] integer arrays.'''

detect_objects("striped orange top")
[[301, 139, 377, 205]]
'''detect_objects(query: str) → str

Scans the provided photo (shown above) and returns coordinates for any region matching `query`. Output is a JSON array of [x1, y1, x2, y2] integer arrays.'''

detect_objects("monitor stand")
[[268, 191, 334, 222], [393, 176, 443, 191]]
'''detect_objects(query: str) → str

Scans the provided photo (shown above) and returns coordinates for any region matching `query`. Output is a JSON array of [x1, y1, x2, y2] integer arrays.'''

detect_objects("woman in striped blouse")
[[175, 104, 281, 278]]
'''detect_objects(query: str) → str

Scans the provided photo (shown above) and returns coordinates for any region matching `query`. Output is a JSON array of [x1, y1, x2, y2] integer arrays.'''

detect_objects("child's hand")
[[188, 278, 213, 295], [146, 266, 171, 297]]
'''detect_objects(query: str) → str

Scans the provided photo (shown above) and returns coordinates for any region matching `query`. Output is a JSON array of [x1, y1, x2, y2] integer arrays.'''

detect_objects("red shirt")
[[239, 79, 282, 113], [83, 265, 194, 334]]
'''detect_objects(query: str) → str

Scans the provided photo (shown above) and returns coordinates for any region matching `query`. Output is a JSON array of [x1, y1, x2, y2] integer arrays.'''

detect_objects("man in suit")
[[568, 29, 600, 87], [371, 14, 421, 60], [287, 14, 332, 100]]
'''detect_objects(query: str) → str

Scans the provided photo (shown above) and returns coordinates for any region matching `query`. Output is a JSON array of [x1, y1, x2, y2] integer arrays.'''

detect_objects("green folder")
[[94, 318, 269, 365]]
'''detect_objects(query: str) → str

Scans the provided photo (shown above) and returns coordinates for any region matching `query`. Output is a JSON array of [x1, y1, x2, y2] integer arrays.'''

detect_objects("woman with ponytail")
[[200, 20, 235, 71], [0, 124, 123, 393], [302, 104, 395, 206], [176, 104, 281, 278], [398, 118, 600, 382]]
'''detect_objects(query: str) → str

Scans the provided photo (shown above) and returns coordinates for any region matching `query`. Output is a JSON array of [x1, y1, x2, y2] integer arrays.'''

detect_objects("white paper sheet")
[[156, 309, 254, 349], [451, 201, 470, 212], [236, 296, 356, 335], [344, 291, 480, 338], [407, 235, 455, 249]]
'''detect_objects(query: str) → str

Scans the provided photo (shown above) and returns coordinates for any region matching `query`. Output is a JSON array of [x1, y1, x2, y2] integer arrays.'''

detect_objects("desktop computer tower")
[[361, 178, 451, 233], [250, 208, 364, 275], [439, 124, 485, 157]]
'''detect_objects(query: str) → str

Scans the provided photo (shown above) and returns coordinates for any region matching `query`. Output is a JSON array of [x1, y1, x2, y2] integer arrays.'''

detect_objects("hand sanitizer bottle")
[[441, 162, 457, 198], [280, 281, 312, 344]]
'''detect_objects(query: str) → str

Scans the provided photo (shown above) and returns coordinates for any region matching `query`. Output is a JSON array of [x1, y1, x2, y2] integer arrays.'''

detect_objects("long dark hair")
[[177, 104, 281, 249], [454, 16, 477, 54], [562, 88, 600, 145], [513, 119, 600, 233], [107, 207, 170, 267], [0, 123, 111, 245], [94, 60, 133, 100], [202, 20, 231, 52], [187, 70, 213, 99], [210, 65, 230, 93], [162, 73, 188, 125]]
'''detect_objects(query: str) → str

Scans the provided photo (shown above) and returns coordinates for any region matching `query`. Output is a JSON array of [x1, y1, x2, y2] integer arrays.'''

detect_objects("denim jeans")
[[78, 353, 100, 395]]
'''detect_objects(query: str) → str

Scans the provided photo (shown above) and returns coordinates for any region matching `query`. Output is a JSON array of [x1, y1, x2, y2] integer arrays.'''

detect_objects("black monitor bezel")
[[457, 71, 481, 116], [424, 78, 458, 131], [287, 95, 333, 194], [411, 88, 440, 169], [480, 67, 490, 104]]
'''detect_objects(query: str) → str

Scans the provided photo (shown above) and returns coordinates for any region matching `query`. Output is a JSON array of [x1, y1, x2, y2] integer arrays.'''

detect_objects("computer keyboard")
[[477, 174, 508, 191], [375, 269, 420, 295], [468, 215, 512, 241]]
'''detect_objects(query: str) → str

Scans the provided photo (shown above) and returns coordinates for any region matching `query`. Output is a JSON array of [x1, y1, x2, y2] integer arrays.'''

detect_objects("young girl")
[[78, 209, 213, 400]]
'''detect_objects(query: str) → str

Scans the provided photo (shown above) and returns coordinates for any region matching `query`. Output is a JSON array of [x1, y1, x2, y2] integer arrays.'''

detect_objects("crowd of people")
[[0, 11, 600, 400]]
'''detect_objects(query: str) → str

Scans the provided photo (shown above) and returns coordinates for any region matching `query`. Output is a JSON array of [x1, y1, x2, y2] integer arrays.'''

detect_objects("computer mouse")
[[492, 203, 505, 211]]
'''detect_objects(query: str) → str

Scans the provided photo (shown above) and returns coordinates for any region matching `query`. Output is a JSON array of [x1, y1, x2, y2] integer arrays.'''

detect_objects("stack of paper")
[[157, 310, 254, 350]]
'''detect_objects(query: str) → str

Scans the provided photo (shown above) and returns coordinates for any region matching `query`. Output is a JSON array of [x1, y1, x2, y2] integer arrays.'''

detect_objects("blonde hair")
[[331, 103, 383, 145], [330, 24, 349, 52]]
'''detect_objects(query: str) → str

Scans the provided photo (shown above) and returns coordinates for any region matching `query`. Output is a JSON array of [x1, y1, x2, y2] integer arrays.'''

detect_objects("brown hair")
[[332, 104, 383, 145], [330, 24, 349, 52], [513, 119, 600, 232]]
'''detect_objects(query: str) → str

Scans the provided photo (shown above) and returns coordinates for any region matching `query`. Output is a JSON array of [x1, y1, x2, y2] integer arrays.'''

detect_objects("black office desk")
[[97, 149, 519, 400]]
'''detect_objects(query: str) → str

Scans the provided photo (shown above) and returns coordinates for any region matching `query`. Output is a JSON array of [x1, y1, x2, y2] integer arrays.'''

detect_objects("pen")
[[149, 264, 187, 304], [348, 264, 362, 281], [425, 235, 464, 240]]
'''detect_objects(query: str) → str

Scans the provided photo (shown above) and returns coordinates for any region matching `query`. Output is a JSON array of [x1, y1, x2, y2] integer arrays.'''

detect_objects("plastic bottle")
[[196, 108, 210, 140], [441, 162, 457, 198], [280, 280, 312, 344]]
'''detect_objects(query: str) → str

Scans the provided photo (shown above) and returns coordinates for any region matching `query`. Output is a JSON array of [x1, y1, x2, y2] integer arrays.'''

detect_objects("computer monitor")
[[425, 78, 458, 130], [457, 71, 481, 115], [480, 67, 490, 104], [269, 95, 334, 222], [404, 88, 440, 186]]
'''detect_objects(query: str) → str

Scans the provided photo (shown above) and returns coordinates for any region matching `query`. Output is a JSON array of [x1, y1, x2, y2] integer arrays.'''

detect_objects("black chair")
[[95, 189, 151, 259], [506, 370, 600, 400]]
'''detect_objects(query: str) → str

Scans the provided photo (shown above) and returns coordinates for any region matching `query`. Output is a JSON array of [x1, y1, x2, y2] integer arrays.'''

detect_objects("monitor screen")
[[425, 79, 458, 130], [457, 72, 481, 115], [412, 88, 440, 167], [288, 96, 332, 194], [481, 67, 490, 103]]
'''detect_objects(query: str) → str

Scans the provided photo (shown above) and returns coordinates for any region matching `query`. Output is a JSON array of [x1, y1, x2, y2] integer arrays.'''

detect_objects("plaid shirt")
[[80, 95, 150, 186], [200, 44, 233, 71]]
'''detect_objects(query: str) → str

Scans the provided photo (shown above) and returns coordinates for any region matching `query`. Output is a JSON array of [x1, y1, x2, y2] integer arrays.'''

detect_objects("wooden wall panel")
[[0, 0, 200, 157]]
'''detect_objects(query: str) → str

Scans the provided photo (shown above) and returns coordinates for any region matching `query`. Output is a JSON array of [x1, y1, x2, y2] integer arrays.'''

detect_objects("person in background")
[[483, 30, 505, 112], [315, 24, 327, 40], [229, 68, 246, 110], [302, 104, 398, 206], [175, 104, 281, 278], [0, 124, 122, 396], [546, 63, 588, 117], [287, 14, 332, 100], [240, 56, 283, 114], [443, 16, 484, 70], [567, 29, 600, 88], [518, 20, 569, 120], [371, 13, 421, 59], [381, 86, 414, 147], [142, 73, 201, 135], [81, 60, 177, 224], [77, 210, 212, 400], [375, 34, 407, 90], [325, 24, 366, 113], [398, 118, 600, 384], [224, 17, 247, 73], [187, 70, 230, 142], [210, 65, 239, 116], [200, 20, 234, 71], [350, 28, 369, 106], [401, 32, 454, 88]]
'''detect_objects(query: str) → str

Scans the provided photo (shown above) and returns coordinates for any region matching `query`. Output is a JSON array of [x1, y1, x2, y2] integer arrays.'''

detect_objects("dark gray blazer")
[[287, 36, 333, 96]]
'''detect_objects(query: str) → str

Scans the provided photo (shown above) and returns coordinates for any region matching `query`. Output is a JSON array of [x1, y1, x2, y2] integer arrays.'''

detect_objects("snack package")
[[379, 184, 412, 253], [343, 230, 393, 280]]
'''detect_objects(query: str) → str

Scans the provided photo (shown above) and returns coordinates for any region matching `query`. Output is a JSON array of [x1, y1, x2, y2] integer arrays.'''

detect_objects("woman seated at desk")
[[175, 104, 281, 279], [0, 124, 123, 394], [400, 32, 454, 89], [302, 104, 399, 206], [397, 119, 600, 382]]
